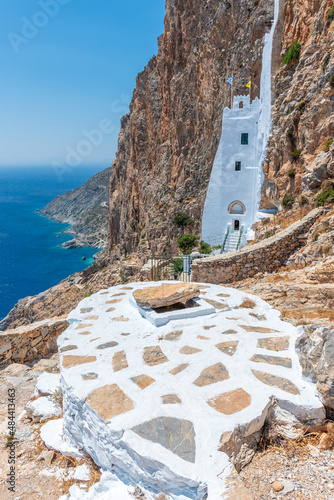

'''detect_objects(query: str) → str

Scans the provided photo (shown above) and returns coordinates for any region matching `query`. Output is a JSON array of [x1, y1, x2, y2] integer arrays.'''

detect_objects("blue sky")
[[0, 0, 165, 167]]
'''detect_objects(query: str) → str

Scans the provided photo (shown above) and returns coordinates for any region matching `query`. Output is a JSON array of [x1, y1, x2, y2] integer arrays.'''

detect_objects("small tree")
[[282, 194, 294, 208], [283, 40, 302, 64], [177, 234, 199, 254], [173, 212, 194, 227], [199, 240, 212, 254], [283, 41, 301, 65]]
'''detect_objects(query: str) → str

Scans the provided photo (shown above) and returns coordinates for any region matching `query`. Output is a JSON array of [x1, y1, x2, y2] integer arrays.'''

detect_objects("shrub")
[[177, 234, 199, 254], [84, 293, 93, 298], [327, 3, 334, 19], [199, 240, 212, 254], [330, 74, 334, 88], [212, 244, 222, 250], [264, 230, 274, 239], [324, 139, 333, 152], [323, 53, 331, 69], [290, 149, 302, 160], [288, 169, 296, 178], [173, 258, 183, 275], [282, 194, 294, 208], [316, 187, 334, 206], [296, 99, 306, 111], [283, 41, 301, 65], [299, 194, 308, 205], [286, 129, 294, 137], [173, 212, 194, 227]]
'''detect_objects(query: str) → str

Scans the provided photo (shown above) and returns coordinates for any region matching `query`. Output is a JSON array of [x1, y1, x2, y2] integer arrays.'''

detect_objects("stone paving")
[[58, 281, 324, 499]]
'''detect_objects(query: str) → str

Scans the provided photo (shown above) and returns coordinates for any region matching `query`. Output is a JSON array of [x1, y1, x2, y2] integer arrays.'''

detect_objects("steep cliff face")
[[109, 0, 275, 256], [262, 0, 334, 207]]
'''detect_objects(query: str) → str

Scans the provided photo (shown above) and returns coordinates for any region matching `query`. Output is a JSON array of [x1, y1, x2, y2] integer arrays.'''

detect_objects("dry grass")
[[237, 298, 256, 309], [258, 426, 332, 458]]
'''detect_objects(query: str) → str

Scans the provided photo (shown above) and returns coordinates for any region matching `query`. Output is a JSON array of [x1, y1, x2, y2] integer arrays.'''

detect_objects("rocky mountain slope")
[[39, 167, 111, 249], [109, 0, 276, 257], [262, 0, 334, 209]]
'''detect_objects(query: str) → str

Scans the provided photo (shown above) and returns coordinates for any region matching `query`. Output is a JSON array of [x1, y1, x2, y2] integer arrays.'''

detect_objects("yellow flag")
[[246, 81, 251, 88]]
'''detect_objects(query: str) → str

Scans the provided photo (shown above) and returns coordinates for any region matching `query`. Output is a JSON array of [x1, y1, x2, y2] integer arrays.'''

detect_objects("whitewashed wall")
[[201, 0, 279, 247]]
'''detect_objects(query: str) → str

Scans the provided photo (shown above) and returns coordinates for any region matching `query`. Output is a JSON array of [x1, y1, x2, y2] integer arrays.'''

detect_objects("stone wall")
[[0, 317, 68, 366], [192, 208, 323, 284]]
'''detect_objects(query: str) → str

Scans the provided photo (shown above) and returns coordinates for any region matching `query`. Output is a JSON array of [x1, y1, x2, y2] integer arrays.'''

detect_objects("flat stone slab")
[[62, 355, 97, 369], [162, 394, 182, 404], [180, 345, 202, 355], [170, 363, 189, 375], [131, 374, 156, 390], [250, 354, 292, 368], [143, 346, 169, 366], [133, 283, 200, 308], [87, 384, 134, 420], [58, 281, 324, 499], [132, 417, 196, 463], [203, 298, 228, 310], [239, 325, 277, 333], [207, 388, 252, 415], [163, 330, 183, 341], [252, 370, 300, 395], [193, 363, 229, 387], [216, 341, 239, 356], [112, 351, 128, 372], [257, 336, 290, 351]]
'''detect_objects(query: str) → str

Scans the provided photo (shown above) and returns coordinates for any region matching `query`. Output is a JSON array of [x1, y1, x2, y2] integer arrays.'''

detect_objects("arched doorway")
[[228, 201, 246, 215]]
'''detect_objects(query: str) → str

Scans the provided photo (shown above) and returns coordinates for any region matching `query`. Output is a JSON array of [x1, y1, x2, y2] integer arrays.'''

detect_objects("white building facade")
[[201, 0, 279, 252]]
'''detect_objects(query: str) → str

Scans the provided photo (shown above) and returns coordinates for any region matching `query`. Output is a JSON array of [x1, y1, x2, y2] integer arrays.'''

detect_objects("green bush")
[[327, 3, 334, 19], [330, 74, 334, 87], [288, 169, 296, 178], [199, 240, 212, 254], [177, 234, 199, 254], [316, 187, 334, 206], [324, 139, 333, 152], [286, 129, 294, 137], [296, 99, 306, 111], [323, 53, 331, 69], [173, 258, 184, 275], [299, 194, 308, 205], [290, 149, 302, 160], [282, 194, 294, 208], [264, 230, 274, 239], [173, 212, 194, 227], [283, 41, 301, 65], [84, 293, 93, 298]]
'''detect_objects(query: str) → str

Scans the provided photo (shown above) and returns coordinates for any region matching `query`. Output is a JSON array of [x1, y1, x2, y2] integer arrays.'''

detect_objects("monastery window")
[[239, 101, 243, 109], [228, 201, 246, 214], [235, 161, 241, 171], [241, 133, 248, 145]]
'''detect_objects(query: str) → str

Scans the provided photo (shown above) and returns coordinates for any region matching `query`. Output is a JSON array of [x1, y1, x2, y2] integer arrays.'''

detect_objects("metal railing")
[[236, 227, 244, 251], [150, 255, 192, 282], [220, 227, 230, 254]]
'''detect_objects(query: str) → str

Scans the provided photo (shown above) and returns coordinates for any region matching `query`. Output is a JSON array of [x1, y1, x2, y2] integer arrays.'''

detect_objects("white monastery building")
[[201, 0, 279, 252]]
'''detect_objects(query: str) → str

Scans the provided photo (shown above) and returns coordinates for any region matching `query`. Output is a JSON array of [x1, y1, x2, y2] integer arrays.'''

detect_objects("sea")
[[0, 165, 106, 322]]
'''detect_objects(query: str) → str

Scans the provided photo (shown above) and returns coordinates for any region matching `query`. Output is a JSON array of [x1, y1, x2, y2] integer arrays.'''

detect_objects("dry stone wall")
[[0, 317, 68, 366], [192, 208, 323, 284]]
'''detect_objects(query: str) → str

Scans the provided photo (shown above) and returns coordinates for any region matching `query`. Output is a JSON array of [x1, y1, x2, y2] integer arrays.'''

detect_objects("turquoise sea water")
[[0, 165, 106, 321]]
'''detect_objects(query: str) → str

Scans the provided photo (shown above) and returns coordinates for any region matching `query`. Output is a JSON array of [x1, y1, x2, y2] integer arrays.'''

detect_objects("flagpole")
[[231, 71, 233, 109]]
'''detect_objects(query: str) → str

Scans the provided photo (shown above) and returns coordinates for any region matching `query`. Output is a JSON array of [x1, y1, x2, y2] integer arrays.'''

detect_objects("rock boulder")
[[133, 283, 200, 309]]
